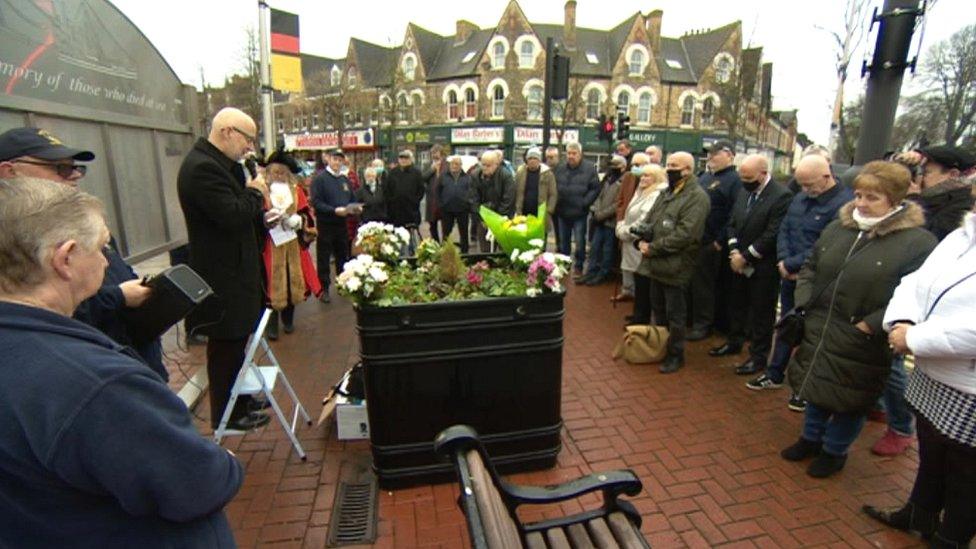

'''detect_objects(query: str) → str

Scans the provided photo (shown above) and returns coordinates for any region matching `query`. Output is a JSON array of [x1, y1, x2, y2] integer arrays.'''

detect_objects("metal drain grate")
[[326, 480, 378, 546]]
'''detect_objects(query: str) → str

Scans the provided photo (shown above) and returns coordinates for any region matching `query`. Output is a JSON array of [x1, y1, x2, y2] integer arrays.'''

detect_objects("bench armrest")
[[501, 470, 642, 507]]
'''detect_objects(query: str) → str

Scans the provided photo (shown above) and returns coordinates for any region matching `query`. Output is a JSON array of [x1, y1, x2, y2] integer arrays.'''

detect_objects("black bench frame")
[[435, 424, 648, 548]]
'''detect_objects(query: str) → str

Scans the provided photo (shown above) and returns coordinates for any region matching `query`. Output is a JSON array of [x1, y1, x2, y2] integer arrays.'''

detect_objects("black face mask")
[[666, 169, 683, 186], [741, 179, 760, 192]]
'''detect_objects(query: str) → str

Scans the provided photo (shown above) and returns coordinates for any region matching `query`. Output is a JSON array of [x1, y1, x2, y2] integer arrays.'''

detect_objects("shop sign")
[[451, 126, 504, 144], [513, 126, 579, 144], [284, 128, 375, 150]]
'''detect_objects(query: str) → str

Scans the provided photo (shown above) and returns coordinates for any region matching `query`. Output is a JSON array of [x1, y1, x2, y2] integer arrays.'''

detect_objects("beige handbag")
[[612, 324, 670, 364]]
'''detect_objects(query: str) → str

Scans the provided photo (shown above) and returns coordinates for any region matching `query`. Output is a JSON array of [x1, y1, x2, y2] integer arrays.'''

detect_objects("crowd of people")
[[0, 103, 974, 546]]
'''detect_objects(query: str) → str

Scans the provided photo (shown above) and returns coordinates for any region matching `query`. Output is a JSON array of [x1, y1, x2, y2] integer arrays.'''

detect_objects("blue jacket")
[[697, 165, 741, 244], [554, 160, 600, 219], [438, 171, 473, 214], [777, 182, 854, 273], [0, 302, 243, 548], [311, 167, 355, 225], [73, 238, 166, 381]]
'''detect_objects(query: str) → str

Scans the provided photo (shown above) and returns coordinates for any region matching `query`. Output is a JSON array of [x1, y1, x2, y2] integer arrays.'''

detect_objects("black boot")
[[781, 438, 821, 461], [266, 310, 279, 341], [929, 533, 965, 548], [281, 305, 295, 334], [807, 452, 846, 478], [862, 503, 938, 540], [659, 354, 684, 374]]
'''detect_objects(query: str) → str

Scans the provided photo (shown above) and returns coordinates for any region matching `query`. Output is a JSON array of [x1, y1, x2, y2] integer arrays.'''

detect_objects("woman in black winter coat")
[[781, 161, 937, 478]]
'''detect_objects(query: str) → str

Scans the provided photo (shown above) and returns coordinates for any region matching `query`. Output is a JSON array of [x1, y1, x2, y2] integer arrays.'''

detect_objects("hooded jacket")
[[914, 177, 974, 241], [787, 201, 937, 413], [0, 302, 242, 547], [884, 212, 976, 395]]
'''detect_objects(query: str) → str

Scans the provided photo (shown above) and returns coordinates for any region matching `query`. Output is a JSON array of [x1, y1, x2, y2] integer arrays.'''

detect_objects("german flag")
[[271, 8, 302, 93]]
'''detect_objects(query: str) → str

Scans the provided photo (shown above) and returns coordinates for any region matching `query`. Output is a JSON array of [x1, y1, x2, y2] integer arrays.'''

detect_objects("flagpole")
[[257, 0, 276, 156]]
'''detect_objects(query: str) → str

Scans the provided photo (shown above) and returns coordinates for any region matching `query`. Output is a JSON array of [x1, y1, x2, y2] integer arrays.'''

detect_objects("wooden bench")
[[435, 425, 650, 548]]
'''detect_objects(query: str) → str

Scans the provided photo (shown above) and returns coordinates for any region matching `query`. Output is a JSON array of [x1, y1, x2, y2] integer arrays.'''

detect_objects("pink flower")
[[466, 270, 483, 286]]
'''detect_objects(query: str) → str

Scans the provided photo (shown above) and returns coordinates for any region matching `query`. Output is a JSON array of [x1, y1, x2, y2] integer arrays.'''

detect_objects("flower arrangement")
[[336, 254, 389, 304], [338, 224, 570, 306], [479, 203, 547, 253], [353, 222, 411, 264]]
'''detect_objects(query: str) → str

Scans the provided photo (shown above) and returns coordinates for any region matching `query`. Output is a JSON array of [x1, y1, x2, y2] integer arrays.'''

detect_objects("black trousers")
[[316, 222, 349, 291], [206, 336, 251, 428], [441, 211, 470, 253], [689, 243, 720, 331], [909, 414, 976, 544], [650, 281, 687, 359], [632, 273, 653, 325], [726, 264, 780, 365]]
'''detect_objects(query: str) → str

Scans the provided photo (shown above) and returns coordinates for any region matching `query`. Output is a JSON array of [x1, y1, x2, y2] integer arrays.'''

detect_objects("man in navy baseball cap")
[[0, 127, 94, 185]]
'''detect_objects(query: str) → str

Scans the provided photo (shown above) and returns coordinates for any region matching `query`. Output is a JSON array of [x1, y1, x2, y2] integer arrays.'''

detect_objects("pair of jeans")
[[650, 281, 687, 360], [585, 225, 615, 279], [801, 402, 867, 456], [440, 212, 470, 254], [766, 278, 796, 383], [909, 413, 976, 545], [556, 215, 587, 272], [880, 355, 914, 435]]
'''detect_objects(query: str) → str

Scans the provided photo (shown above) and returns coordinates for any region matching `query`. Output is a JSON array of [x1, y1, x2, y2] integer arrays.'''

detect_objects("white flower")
[[542, 252, 555, 263], [526, 288, 542, 297], [518, 250, 538, 264], [368, 265, 388, 283], [381, 243, 395, 256], [529, 239, 544, 249], [395, 227, 410, 243], [510, 249, 520, 262], [344, 276, 362, 292]]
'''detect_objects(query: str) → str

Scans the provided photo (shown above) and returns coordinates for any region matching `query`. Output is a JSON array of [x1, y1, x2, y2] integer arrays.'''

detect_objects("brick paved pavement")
[[176, 280, 933, 548]]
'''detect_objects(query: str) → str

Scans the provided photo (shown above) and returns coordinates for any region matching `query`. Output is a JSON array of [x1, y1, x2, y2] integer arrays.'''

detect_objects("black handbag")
[[774, 240, 874, 348]]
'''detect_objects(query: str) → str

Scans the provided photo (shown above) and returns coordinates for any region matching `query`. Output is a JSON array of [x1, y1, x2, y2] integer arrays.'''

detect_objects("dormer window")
[[402, 56, 416, 81], [629, 50, 645, 75], [519, 41, 535, 68]]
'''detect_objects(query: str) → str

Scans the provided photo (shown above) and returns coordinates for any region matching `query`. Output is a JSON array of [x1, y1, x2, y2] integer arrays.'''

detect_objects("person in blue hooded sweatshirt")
[[0, 179, 243, 548]]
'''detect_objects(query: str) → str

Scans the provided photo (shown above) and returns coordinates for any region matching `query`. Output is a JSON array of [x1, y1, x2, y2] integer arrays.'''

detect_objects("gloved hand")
[[263, 208, 283, 228], [284, 214, 303, 231]]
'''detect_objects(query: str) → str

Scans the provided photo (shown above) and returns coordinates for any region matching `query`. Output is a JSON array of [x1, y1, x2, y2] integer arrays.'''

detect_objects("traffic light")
[[596, 114, 615, 142], [616, 112, 631, 141]]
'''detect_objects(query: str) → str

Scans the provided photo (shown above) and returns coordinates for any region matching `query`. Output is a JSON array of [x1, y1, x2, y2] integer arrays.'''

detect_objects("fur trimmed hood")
[[838, 199, 926, 238]]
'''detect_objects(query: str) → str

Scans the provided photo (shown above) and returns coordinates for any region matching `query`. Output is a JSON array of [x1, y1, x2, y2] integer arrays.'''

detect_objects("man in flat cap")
[[898, 145, 976, 241]]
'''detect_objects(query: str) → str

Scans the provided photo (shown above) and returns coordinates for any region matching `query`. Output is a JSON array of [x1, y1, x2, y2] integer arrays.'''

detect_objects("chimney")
[[455, 20, 477, 45], [645, 10, 662, 51], [563, 0, 577, 49]]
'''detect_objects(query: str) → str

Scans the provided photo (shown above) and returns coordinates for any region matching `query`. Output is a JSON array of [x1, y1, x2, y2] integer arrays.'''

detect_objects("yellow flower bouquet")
[[479, 203, 547, 253]]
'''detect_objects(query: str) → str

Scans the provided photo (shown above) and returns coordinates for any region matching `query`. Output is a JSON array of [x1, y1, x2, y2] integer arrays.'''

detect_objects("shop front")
[[449, 126, 507, 160], [392, 126, 451, 167], [283, 128, 378, 170], [512, 126, 580, 168]]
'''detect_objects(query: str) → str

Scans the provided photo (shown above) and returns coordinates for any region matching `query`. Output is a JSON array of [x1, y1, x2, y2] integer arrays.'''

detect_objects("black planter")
[[357, 291, 564, 488]]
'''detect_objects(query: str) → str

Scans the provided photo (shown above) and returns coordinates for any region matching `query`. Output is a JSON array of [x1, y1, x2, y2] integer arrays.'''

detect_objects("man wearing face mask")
[[635, 152, 710, 373], [580, 155, 624, 285], [688, 140, 742, 341], [710, 155, 792, 377]]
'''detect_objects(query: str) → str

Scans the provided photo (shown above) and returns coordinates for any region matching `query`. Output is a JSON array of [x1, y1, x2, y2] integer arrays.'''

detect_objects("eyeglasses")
[[230, 126, 257, 144], [12, 159, 87, 178]]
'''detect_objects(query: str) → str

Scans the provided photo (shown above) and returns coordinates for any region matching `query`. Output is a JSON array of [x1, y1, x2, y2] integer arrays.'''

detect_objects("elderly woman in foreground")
[[781, 161, 937, 478], [863, 208, 976, 548], [0, 179, 242, 547]]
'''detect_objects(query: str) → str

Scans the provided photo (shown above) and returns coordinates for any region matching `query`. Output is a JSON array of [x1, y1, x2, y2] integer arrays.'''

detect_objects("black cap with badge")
[[707, 139, 735, 155], [921, 145, 976, 172], [0, 127, 95, 162]]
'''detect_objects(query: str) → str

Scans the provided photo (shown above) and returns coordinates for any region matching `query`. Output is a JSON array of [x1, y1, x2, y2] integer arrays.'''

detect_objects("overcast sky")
[[110, 0, 973, 145]]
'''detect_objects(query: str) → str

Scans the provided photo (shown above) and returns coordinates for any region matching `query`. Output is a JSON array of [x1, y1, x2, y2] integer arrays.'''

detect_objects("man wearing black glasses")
[[0, 127, 166, 380]]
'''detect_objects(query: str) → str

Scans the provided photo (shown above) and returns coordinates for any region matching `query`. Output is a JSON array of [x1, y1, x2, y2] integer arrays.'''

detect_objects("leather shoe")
[[248, 397, 273, 412], [226, 412, 271, 432], [686, 328, 711, 341], [659, 355, 684, 373], [708, 343, 742, 357], [734, 359, 763, 375], [585, 275, 609, 286], [611, 293, 634, 303]]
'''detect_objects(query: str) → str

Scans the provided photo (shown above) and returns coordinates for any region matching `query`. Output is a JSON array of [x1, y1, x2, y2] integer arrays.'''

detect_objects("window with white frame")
[[447, 90, 459, 119], [702, 97, 715, 126], [464, 88, 476, 119], [381, 96, 392, 124], [330, 67, 341, 87], [637, 92, 652, 124], [403, 56, 416, 80], [527, 85, 543, 120], [291, 117, 299, 131], [492, 42, 506, 69], [397, 95, 409, 122], [312, 113, 319, 128], [300, 114, 307, 129], [616, 91, 630, 114], [629, 50, 645, 75], [411, 93, 422, 121], [347, 67, 357, 87], [681, 96, 695, 125], [586, 88, 601, 120], [492, 85, 505, 118], [714, 55, 733, 83], [519, 41, 534, 68], [277, 119, 284, 132]]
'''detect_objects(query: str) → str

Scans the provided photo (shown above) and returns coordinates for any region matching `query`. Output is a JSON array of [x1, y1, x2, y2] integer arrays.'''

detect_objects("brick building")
[[274, 0, 797, 173]]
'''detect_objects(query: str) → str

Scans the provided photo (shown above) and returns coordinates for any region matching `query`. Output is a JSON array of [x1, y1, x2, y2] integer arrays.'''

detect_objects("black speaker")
[[124, 264, 213, 344]]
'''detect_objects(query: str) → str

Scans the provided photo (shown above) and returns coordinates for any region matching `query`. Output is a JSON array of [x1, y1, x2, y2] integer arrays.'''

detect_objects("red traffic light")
[[603, 121, 615, 134]]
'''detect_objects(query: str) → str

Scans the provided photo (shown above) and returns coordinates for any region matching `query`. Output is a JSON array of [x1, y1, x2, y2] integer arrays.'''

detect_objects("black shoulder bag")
[[774, 240, 873, 348]]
